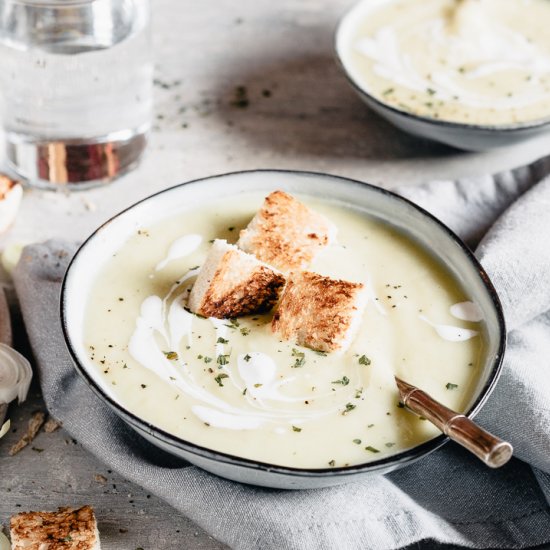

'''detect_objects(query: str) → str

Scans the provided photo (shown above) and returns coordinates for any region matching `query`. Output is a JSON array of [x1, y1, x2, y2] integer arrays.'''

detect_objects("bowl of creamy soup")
[[61, 170, 505, 489], [336, 0, 550, 150]]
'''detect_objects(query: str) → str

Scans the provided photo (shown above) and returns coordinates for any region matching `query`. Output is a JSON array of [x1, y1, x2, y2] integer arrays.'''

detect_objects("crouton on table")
[[237, 190, 336, 272], [272, 271, 367, 353], [188, 239, 286, 319], [10, 505, 101, 550]]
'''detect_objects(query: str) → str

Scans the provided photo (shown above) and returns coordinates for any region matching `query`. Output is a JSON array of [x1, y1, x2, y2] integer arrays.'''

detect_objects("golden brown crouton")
[[272, 271, 367, 352], [188, 239, 285, 319], [237, 190, 336, 272], [10, 505, 101, 549]]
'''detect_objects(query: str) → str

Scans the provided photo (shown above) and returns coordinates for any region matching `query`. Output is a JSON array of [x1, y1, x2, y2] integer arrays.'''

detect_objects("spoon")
[[395, 376, 513, 468]]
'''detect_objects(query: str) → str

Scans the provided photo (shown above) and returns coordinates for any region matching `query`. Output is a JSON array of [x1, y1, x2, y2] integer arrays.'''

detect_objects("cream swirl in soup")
[[339, 0, 550, 125], [84, 193, 486, 469]]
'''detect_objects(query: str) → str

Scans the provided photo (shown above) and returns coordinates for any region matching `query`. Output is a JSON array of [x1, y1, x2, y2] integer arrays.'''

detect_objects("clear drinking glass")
[[0, 0, 152, 189]]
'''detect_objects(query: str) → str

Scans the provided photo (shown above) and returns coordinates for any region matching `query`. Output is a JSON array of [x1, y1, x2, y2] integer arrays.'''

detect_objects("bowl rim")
[[60, 169, 507, 479], [334, 0, 550, 134]]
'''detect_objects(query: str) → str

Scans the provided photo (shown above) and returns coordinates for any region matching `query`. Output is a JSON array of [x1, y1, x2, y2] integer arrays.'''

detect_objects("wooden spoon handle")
[[396, 376, 513, 468], [443, 414, 513, 468]]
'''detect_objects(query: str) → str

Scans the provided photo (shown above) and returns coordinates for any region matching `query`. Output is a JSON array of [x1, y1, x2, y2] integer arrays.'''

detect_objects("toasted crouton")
[[188, 239, 286, 319], [237, 190, 336, 272], [272, 271, 367, 352], [10, 505, 101, 550]]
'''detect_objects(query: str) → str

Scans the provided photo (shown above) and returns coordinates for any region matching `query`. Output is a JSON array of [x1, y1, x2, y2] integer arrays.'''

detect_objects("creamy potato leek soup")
[[339, 0, 550, 125], [84, 192, 486, 469]]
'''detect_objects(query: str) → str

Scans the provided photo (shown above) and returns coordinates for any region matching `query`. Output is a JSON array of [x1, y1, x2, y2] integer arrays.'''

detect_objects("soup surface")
[[84, 192, 485, 468], [339, 0, 550, 125]]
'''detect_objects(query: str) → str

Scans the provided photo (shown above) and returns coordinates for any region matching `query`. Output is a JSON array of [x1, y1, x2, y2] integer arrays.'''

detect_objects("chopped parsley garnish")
[[243, 354, 252, 362], [367, 423, 374, 428], [331, 376, 350, 386], [291, 348, 305, 368], [342, 403, 356, 415], [382, 87, 394, 96], [314, 350, 328, 356], [328, 459, 336, 467], [203, 356, 212, 364], [253, 383, 263, 388], [292, 425, 302, 432], [240, 327, 251, 336], [216, 354, 230, 366], [140, 384, 147, 389], [355, 387, 364, 399], [197, 354, 203, 359], [353, 439, 362, 445], [385, 442, 395, 448], [426, 87, 436, 95], [242, 388, 247, 395], [446, 382, 458, 390], [358, 355, 371, 366], [163, 351, 179, 361], [365, 446, 380, 453], [216, 337, 229, 344], [214, 373, 229, 387]]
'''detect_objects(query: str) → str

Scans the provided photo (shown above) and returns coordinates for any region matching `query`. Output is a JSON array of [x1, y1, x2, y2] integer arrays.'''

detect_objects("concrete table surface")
[[1, 0, 549, 548]]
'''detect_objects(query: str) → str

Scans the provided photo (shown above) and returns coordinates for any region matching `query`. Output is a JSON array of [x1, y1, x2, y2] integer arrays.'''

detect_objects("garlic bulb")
[[0, 343, 32, 404], [0, 175, 23, 235]]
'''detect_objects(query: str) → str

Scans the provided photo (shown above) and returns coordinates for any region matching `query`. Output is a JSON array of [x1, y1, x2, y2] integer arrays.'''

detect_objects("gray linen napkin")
[[12, 156, 550, 550]]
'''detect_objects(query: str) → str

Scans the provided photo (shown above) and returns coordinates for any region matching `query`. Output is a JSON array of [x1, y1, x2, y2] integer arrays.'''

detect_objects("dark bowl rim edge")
[[60, 168, 507, 479]]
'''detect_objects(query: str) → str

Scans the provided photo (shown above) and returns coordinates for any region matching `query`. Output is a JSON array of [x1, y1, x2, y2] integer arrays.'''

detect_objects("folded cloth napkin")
[[13, 155, 550, 550]]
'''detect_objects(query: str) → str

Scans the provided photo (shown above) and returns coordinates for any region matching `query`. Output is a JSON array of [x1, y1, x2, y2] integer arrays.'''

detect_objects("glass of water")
[[0, 0, 152, 189]]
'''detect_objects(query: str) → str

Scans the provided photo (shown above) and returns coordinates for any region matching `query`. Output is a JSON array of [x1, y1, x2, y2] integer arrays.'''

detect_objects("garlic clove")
[[0, 343, 32, 405], [1, 241, 30, 276], [0, 418, 10, 439], [0, 531, 9, 550], [0, 175, 23, 235]]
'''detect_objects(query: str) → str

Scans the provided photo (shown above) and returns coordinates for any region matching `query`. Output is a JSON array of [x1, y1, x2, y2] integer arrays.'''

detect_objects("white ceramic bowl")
[[335, 1, 550, 151], [61, 170, 506, 489]]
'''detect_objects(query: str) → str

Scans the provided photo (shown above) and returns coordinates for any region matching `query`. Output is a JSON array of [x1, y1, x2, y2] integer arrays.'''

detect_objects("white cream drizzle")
[[237, 352, 305, 404], [126, 264, 351, 431], [419, 315, 479, 342], [155, 233, 202, 271], [450, 301, 483, 322], [354, 1, 550, 111]]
